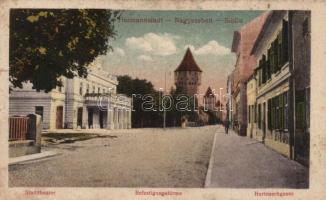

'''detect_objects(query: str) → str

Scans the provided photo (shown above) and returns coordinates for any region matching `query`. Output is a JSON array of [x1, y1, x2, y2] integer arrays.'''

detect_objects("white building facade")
[[9, 62, 132, 130]]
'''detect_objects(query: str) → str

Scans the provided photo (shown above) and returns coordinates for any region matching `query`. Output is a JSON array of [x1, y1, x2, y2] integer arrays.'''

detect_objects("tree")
[[165, 86, 197, 127], [117, 75, 162, 128], [10, 9, 120, 92]]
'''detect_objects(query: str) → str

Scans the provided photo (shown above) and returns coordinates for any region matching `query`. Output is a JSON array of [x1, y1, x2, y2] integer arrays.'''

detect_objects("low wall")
[[9, 114, 42, 158]]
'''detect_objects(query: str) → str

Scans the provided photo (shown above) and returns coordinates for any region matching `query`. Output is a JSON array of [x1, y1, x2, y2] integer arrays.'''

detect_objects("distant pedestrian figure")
[[224, 120, 230, 134]]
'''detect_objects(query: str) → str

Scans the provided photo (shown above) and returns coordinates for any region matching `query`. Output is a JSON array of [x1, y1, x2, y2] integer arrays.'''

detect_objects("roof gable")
[[175, 48, 202, 72]]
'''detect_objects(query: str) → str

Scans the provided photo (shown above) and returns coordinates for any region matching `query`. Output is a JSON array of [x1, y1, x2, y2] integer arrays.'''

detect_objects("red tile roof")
[[231, 11, 271, 84], [175, 48, 202, 72]]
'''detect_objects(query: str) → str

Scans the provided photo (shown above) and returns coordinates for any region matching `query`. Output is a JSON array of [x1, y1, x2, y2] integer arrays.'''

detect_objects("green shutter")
[[282, 20, 289, 64], [268, 48, 273, 77], [279, 94, 284, 130], [258, 104, 261, 129], [278, 33, 283, 68], [264, 55, 267, 83], [275, 96, 279, 129], [296, 90, 306, 129], [284, 92, 288, 130], [273, 41, 279, 72], [268, 99, 272, 130]]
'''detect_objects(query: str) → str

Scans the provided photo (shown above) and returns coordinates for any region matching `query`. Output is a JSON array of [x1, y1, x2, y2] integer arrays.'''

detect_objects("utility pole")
[[163, 70, 167, 129]]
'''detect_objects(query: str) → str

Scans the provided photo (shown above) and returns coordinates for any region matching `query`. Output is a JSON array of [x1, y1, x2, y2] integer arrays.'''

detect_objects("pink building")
[[230, 11, 270, 136]]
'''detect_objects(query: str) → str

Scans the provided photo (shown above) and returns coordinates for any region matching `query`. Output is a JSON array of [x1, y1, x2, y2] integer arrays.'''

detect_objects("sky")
[[99, 10, 264, 100]]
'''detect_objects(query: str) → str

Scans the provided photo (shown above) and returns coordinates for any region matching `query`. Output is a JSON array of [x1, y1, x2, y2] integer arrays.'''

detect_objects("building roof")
[[232, 11, 271, 55], [250, 11, 287, 56], [175, 48, 202, 72], [204, 86, 215, 97], [230, 11, 271, 85]]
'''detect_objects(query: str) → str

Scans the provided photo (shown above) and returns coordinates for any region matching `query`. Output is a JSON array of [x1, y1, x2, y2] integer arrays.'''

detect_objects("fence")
[[9, 116, 29, 141]]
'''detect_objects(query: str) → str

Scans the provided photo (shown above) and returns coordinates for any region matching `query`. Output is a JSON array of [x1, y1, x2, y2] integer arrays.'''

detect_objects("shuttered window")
[[279, 94, 284, 130], [284, 92, 288, 130], [268, 99, 272, 130], [258, 104, 261, 129], [273, 40, 279, 73], [277, 33, 283, 68], [296, 90, 306, 129], [282, 20, 289, 64]]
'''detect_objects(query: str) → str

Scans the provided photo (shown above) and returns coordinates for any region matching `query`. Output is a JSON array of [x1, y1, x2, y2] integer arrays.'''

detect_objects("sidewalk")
[[9, 151, 59, 165], [205, 127, 308, 188]]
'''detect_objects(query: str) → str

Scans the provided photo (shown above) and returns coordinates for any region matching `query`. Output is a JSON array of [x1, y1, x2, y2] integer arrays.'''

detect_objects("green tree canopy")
[[117, 75, 162, 128], [10, 9, 120, 92]]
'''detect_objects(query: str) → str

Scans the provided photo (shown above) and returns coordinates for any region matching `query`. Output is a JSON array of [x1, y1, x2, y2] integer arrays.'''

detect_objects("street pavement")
[[9, 127, 215, 187], [9, 125, 308, 188], [206, 126, 308, 188]]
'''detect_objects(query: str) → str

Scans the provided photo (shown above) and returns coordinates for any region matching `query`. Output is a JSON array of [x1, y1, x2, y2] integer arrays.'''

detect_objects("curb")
[[9, 151, 59, 165], [204, 131, 218, 188]]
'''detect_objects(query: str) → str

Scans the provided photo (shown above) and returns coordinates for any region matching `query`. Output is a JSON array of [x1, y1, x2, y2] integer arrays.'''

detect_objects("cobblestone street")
[[9, 126, 308, 188], [9, 127, 215, 187]]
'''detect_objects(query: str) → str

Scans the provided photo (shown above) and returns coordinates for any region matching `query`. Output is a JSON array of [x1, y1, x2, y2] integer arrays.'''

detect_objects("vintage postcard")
[[0, 0, 326, 200]]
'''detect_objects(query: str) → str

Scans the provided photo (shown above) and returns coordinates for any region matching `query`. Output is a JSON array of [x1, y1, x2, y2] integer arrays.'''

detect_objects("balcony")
[[84, 93, 112, 107], [84, 93, 131, 108], [257, 62, 290, 97]]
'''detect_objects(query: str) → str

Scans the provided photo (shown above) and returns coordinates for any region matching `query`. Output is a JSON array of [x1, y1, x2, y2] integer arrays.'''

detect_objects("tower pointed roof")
[[175, 48, 202, 72], [204, 86, 215, 97]]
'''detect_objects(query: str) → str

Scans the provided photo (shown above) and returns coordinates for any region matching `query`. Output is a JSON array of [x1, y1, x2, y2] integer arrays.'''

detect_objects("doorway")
[[56, 106, 63, 129], [77, 107, 83, 128], [99, 110, 104, 129], [88, 108, 93, 128]]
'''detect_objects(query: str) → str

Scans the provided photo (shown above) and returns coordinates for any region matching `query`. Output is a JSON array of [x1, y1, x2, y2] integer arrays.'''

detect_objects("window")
[[92, 86, 95, 93], [268, 99, 272, 130], [252, 105, 255, 123], [282, 20, 289, 64], [296, 90, 306, 129], [262, 55, 267, 84], [277, 32, 283, 68], [98, 87, 100, 94], [268, 48, 274, 78], [86, 84, 89, 94], [275, 96, 279, 129], [258, 68, 262, 86], [279, 94, 284, 130], [254, 104, 257, 123], [248, 106, 251, 123], [273, 40, 279, 73], [35, 106, 44, 121], [79, 82, 83, 95], [258, 104, 261, 129], [266, 57, 271, 81], [284, 92, 288, 130], [271, 97, 275, 130]]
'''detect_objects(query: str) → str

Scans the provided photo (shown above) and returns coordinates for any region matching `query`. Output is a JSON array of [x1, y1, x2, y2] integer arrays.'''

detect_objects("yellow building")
[[246, 75, 261, 141]]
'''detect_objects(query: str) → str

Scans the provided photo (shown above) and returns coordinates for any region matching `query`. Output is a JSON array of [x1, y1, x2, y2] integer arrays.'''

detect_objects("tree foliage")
[[117, 75, 198, 128], [117, 75, 162, 128], [10, 9, 120, 92]]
